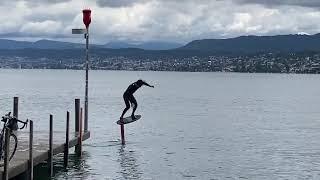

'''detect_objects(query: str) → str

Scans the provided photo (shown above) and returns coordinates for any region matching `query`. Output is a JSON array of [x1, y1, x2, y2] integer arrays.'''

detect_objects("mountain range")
[[0, 39, 183, 50], [0, 39, 83, 49], [103, 41, 183, 50], [181, 34, 320, 54], [1, 33, 320, 56]]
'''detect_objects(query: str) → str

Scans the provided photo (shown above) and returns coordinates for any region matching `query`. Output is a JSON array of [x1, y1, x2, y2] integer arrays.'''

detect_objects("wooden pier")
[[0, 97, 90, 180]]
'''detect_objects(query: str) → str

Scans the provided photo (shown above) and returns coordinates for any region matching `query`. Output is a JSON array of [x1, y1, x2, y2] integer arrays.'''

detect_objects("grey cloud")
[[25, 11, 75, 22], [0, 32, 70, 38], [96, 0, 320, 8], [25, 0, 72, 7], [26, 0, 68, 3], [89, 0, 320, 43], [0, 0, 69, 4], [96, 0, 147, 7], [0, 0, 71, 8], [1, 0, 320, 44], [234, 0, 320, 8]]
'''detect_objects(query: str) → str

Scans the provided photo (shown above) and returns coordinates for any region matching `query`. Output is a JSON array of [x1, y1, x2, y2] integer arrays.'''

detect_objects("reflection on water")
[[117, 145, 143, 179], [34, 152, 91, 180], [34, 145, 144, 180]]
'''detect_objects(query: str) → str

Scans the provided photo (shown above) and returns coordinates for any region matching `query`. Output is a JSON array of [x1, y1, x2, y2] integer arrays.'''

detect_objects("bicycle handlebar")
[[18, 119, 28, 129], [1, 112, 29, 129]]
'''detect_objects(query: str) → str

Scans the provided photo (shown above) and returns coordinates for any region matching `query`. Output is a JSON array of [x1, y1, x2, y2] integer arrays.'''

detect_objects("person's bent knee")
[[133, 103, 138, 109]]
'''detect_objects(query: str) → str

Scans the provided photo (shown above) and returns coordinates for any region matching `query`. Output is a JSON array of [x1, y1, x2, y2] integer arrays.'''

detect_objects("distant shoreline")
[[0, 67, 319, 75]]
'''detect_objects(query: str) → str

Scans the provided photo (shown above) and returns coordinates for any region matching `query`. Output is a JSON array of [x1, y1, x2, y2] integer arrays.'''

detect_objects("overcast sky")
[[1, 0, 320, 44]]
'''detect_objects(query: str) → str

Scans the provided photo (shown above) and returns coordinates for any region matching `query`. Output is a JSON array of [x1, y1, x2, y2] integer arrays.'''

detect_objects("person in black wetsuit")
[[120, 79, 154, 120]]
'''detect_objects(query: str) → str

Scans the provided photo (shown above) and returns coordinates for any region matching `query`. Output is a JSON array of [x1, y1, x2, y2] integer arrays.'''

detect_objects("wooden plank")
[[0, 131, 90, 180]]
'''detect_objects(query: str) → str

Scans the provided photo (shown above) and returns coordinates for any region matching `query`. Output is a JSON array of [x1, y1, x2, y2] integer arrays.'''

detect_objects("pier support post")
[[120, 124, 125, 145], [76, 108, 83, 157], [75, 99, 80, 153], [13, 97, 18, 119], [64, 111, 70, 168], [48, 115, 53, 178], [28, 120, 33, 180], [3, 128, 10, 180], [75, 99, 80, 133], [13, 97, 19, 130]]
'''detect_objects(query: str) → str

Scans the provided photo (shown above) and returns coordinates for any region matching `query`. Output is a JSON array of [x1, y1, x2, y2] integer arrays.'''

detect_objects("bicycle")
[[0, 112, 28, 165]]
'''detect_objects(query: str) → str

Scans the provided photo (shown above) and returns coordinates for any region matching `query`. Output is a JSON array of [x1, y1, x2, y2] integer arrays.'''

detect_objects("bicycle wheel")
[[0, 132, 17, 166], [7, 133, 18, 161]]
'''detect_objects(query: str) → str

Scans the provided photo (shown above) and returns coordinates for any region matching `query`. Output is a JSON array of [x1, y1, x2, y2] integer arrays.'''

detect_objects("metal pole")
[[84, 29, 89, 132], [29, 120, 33, 180]]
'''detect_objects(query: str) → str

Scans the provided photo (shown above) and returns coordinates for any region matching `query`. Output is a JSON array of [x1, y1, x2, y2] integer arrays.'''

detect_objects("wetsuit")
[[120, 80, 153, 119], [123, 82, 141, 110]]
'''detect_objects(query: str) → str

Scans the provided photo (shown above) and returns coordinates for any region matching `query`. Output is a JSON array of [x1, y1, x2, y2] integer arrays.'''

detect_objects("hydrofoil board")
[[116, 115, 141, 125]]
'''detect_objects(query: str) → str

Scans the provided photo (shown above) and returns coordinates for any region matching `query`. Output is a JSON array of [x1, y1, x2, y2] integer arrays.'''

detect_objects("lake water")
[[0, 70, 320, 179]]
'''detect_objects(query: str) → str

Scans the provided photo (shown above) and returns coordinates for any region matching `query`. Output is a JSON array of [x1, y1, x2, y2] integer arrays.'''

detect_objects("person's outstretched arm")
[[142, 81, 154, 88]]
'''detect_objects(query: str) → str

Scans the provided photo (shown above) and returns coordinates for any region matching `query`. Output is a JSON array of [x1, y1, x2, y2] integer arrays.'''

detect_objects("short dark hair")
[[137, 79, 144, 85]]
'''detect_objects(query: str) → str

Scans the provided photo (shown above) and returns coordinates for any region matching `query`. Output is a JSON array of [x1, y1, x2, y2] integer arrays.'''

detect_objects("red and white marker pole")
[[82, 9, 91, 132]]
